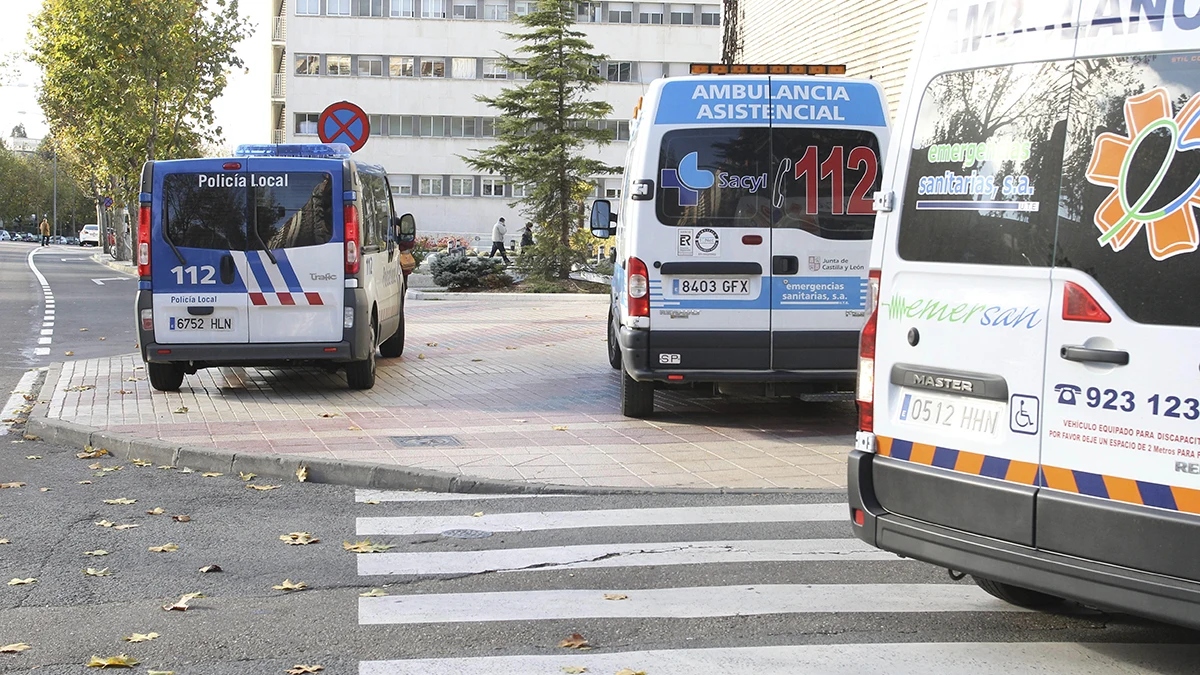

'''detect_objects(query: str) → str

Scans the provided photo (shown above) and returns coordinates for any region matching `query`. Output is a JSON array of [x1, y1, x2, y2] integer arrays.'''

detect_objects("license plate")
[[169, 316, 233, 331], [672, 278, 751, 295], [896, 390, 1004, 438]]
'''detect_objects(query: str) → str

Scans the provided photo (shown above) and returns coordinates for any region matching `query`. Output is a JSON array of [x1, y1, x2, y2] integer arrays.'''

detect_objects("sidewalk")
[[31, 295, 855, 492]]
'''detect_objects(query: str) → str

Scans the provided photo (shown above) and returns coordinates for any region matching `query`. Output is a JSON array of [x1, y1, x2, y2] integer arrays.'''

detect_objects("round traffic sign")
[[318, 101, 370, 152]]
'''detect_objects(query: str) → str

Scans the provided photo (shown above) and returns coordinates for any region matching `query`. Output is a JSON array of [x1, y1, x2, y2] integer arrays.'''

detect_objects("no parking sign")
[[318, 101, 370, 152]]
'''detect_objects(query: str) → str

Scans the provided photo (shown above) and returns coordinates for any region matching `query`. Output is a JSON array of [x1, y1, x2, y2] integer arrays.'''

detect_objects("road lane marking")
[[1, 370, 40, 436], [357, 583, 1025, 625], [355, 489, 581, 503], [357, 538, 898, 576], [91, 277, 132, 285], [356, 504, 846, 536]]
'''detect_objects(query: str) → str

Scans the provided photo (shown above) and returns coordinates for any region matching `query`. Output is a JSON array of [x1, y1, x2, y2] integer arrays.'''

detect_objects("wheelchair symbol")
[[1010, 394, 1040, 436]]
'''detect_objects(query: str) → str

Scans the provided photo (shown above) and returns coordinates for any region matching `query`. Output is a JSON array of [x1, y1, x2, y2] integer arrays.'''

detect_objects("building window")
[[419, 115, 447, 137], [420, 58, 446, 77], [358, 0, 385, 16], [576, 2, 602, 22], [327, 55, 352, 76], [391, 0, 414, 16], [294, 54, 320, 75], [388, 114, 414, 136], [482, 58, 507, 79], [450, 177, 474, 196], [614, 120, 630, 140], [484, 2, 508, 20], [295, 113, 319, 135], [389, 56, 414, 77], [514, 0, 536, 15], [605, 187, 621, 199], [368, 114, 385, 135], [700, 7, 720, 25], [511, 183, 528, 198], [639, 3, 663, 23], [481, 178, 505, 197], [606, 62, 632, 82], [422, 0, 446, 18], [296, 0, 320, 15], [452, 57, 476, 79], [480, 117, 496, 137], [390, 175, 413, 195], [669, 4, 693, 24], [419, 177, 443, 196], [452, 1, 477, 19], [608, 2, 633, 23], [328, 0, 351, 16], [359, 56, 383, 77], [450, 116, 477, 137]]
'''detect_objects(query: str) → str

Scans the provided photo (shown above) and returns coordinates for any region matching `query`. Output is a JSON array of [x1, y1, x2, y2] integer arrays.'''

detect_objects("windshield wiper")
[[161, 207, 186, 266]]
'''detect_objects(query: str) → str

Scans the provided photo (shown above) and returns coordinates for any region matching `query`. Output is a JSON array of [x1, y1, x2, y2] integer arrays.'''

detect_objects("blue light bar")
[[234, 143, 353, 159]]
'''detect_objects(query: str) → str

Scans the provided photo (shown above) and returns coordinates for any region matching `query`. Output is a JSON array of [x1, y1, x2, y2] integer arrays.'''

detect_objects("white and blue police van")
[[135, 143, 416, 391], [591, 64, 890, 417], [851, 0, 1200, 629]]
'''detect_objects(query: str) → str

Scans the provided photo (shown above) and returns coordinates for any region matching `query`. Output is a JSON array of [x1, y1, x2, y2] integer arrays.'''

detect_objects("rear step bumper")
[[142, 341, 356, 365], [847, 450, 1200, 630]]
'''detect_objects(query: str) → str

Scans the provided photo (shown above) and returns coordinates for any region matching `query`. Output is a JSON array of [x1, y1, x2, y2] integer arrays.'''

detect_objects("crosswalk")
[[350, 491, 1198, 674]]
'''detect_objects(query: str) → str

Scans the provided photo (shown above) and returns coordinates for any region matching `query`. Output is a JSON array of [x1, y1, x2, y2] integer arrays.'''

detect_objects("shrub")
[[429, 254, 507, 289]]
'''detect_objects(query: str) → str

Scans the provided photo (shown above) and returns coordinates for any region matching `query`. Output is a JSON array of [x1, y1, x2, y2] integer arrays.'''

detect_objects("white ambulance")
[[135, 143, 416, 391], [591, 64, 890, 417], [851, 0, 1200, 628]]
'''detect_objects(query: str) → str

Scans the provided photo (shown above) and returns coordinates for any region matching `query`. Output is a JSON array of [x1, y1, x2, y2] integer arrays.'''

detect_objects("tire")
[[147, 362, 185, 392], [972, 576, 1063, 609], [346, 325, 377, 390], [620, 368, 655, 418], [380, 303, 405, 358], [606, 307, 621, 370]]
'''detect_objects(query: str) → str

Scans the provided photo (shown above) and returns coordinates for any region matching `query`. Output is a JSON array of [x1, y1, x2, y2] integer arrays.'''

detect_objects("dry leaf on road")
[[157, 465, 175, 470], [171, 515, 191, 523], [615, 670, 647, 675], [296, 465, 309, 482], [148, 543, 179, 553], [359, 588, 387, 597], [161, 592, 203, 611], [280, 532, 319, 545], [84, 568, 111, 577], [113, 524, 139, 531], [239, 472, 256, 481], [561, 668, 588, 674], [25, 455, 41, 460], [95, 520, 115, 528], [85, 654, 139, 668], [78, 480, 93, 485], [343, 540, 394, 553], [558, 633, 592, 650], [172, 406, 188, 414], [0, 482, 26, 489], [0, 643, 31, 653], [39, 488, 51, 493], [552, 425, 569, 431], [78, 447, 110, 459], [7, 578, 36, 586], [146, 671, 174, 675], [317, 412, 338, 418], [364, 499, 381, 505], [84, 550, 108, 556], [603, 593, 629, 601], [103, 498, 137, 505], [63, 351, 73, 356], [88, 462, 102, 470], [131, 459, 152, 467], [472, 511, 484, 517], [0, 539, 9, 545], [123, 633, 158, 643], [200, 472, 222, 478], [179, 467, 194, 473], [247, 484, 281, 491], [146, 507, 165, 515], [286, 666, 324, 674], [272, 579, 307, 592], [198, 565, 222, 573]]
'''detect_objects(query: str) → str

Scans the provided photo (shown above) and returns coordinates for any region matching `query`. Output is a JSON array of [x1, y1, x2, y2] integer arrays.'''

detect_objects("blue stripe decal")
[[889, 439, 913, 461], [979, 455, 1011, 480], [930, 447, 958, 470], [1137, 480, 1178, 510], [1073, 471, 1109, 499], [245, 250, 275, 293], [273, 249, 305, 293]]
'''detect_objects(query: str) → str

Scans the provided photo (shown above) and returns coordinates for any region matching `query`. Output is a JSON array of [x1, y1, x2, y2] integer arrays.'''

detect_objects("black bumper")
[[847, 450, 1200, 631]]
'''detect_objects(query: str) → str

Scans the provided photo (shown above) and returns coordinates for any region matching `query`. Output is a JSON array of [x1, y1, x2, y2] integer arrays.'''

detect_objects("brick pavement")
[[44, 296, 856, 490]]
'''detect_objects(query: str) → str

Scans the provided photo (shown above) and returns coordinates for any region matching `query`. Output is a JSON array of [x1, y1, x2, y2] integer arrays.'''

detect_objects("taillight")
[[140, 308, 153, 331], [137, 204, 152, 277], [1062, 281, 1111, 323], [344, 204, 360, 274], [856, 269, 881, 432], [627, 257, 649, 317]]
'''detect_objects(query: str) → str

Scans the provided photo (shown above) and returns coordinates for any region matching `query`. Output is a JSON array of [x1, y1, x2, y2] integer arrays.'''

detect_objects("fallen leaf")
[[513, 419, 527, 423], [39, 487, 51, 492], [359, 588, 387, 597], [64, 384, 95, 392], [505, 346, 518, 350], [85, 654, 139, 668], [179, 467, 194, 473], [272, 579, 307, 591], [561, 668, 588, 674], [80, 328, 88, 332], [296, 465, 308, 482], [103, 498, 137, 505], [417, 353, 426, 359], [201, 472, 222, 478], [171, 515, 191, 523], [603, 593, 629, 601], [64, 351, 73, 356], [78, 446, 110, 459], [161, 592, 203, 611], [247, 484, 281, 491], [101, 466, 122, 473], [123, 633, 158, 643], [113, 524, 139, 531], [286, 666, 324, 674], [280, 532, 319, 545], [78, 480, 93, 485], [88, 462, 102, 470], [25, 455, 41, 460], [0, 539, 8, 545], [84, 550, 108, 556], [124, 377, 142, 382], [147, 671, 174, 675], [318, 412, 338, 418], [552, 425, 569, 431], [172, 406, 188, 414], [0, 643, 31, 653], [614, 670, 646, 675], [146, 507, 165, 515], [0, 483, 27, 489], [471, 358, 483, 362], [347, 425, 362, 431], [157, 465, 175, 470], [558, 633, 592, 650], [472, 511, 484, 517], [95, 520, 115, 528], [239, 472, 256, 481], [198, 565, 222, 573], [426, 341, 438, 346], [84, 568, 111, 577], [364, 499, 381, 505], [7, 578, 36, 586], [148, 543, 179, 553], [99, 337, 106, 341], [343, 540, 394, 553], [130, 459, 152, 467], [22, 434, 38, 441]]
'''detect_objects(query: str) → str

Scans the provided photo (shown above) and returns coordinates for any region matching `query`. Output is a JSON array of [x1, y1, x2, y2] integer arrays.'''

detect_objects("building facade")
[[271, 0, 720, 245], [735, 0, 928, 114]]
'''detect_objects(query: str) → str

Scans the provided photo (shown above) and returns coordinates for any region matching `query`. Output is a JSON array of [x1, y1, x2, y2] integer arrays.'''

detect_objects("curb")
[[407, 290, 607, 302], [90, 253, 136, 276], [26, 363, 834, 496]]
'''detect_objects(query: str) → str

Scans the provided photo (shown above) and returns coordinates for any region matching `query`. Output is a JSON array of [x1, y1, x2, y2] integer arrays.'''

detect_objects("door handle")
[[219, 254, 236, 284], [1060, 345, 1129, 366], [772, 255, 799, 275]]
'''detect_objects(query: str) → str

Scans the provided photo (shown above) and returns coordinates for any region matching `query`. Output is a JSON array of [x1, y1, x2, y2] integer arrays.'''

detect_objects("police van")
[[135, 143, 416, 391], [851, 0, 1200, 628], [591, 64, 890, 417]]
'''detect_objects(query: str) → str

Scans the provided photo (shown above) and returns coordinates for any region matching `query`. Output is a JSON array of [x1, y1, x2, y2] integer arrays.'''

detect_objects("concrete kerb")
[[407, 290, 606, 303], [90, 253, 136, 277], [27, 361, 837, 496]]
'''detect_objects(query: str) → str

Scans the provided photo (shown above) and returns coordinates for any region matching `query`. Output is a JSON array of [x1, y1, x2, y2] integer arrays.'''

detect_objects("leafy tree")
[[28, 0, 252, 258], [465, 0, 618, 280]]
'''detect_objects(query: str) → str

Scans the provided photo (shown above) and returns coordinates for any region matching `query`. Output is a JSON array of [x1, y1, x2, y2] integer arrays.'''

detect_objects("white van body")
[[595, 72, 890, 417], [850, 0, 1200, 629]]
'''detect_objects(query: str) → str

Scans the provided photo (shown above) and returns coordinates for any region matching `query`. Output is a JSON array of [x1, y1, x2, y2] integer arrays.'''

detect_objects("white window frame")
[[605, 187, 621, 199], [483, 58, 507, 79], [451, 57, 476, 79], [639, 3, 663, 23], [484, 2, 509, 20], [452, 1, 477, 19], [295, 113, 320, 135], [328, 0, 352, 16], [514, 0, 536, 15], [389, 56, 414, 77], [701, 10, 720, 25], [420, 58, 446, 78], [669, 4, 694, 24], [511, 182, 529, 198], [419, 177, 444, 196], [391, 0, 415, 16], [388, 114, 414, 136], [327, 55, 352, 76], [481, 178, 505, 197], [606, 61, 632, 82], [450, 176, 474, 197], [359, 56, 384, 77], [390, 175, 413, 196], [359, 0, 385, 17], [577, 2, 602, 22], [296, 0, 321, 15], [295, 54, 320, 75], [422, 0, 447, 18]]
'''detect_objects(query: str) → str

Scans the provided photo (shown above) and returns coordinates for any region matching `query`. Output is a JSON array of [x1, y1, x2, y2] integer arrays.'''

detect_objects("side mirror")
[[590, 199, 615, 238], [396, 213, 416, 243]]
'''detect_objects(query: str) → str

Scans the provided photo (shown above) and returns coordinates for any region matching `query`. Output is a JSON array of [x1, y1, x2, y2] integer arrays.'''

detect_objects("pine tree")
[[465, 0, 619, 280]]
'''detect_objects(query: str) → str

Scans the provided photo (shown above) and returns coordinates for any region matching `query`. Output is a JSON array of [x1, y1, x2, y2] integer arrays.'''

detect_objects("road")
[[0, 439, 1196, 674]]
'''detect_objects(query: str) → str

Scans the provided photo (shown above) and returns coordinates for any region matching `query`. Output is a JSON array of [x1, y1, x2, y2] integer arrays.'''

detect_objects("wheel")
[[620, 368, 655, 418], [972, 576, 1063, 608], [606, 307, 621, 370], [379, 303, 405, 358], [147, 362, 185, 392], [346, 325, 377, 390]]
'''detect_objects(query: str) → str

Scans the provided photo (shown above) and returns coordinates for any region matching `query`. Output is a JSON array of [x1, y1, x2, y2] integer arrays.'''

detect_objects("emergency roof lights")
[[234, 143, 353, 159], [689, 63, 847, 76]]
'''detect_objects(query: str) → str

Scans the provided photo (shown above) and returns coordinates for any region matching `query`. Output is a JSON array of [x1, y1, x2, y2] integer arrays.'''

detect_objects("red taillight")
[[627, 257, 649, 317], [137, 204, 152, 277], [223, 161, 242, 170], [1063, 281, 1111, 323], [344, 204, 360, 274], [856, 269, 881, 433], [852, 508, 865, 526]]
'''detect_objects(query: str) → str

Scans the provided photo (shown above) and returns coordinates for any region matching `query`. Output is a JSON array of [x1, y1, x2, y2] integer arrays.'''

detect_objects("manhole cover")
[[390, 435, 461, 448], [441, 529, 492, 539]]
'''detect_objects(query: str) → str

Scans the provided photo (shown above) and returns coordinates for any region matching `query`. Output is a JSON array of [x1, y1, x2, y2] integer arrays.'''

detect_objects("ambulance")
[[591, 64, 890, 417], [850, 0, 1200, 628], [135, 143, 416, 391]]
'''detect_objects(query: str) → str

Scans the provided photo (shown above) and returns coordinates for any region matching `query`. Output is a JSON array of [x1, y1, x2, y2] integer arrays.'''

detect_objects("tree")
[[28, 0, 252, 258], [465, 0, 618, 280]]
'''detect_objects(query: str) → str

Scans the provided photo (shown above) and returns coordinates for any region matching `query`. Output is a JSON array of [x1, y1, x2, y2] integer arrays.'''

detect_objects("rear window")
[[254, 173, 334, 250], [656, 127, 881, 238]]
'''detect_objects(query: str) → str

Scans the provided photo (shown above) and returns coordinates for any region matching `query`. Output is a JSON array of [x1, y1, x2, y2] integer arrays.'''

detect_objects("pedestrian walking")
[[39, 218, 51, 246], [520, 222, 534, 250], [488, 217, 510, 264]]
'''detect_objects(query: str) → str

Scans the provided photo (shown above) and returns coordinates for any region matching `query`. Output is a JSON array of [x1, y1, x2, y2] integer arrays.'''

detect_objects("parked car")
[[79, 223, 100, 246], [0, 230, 10, 241]]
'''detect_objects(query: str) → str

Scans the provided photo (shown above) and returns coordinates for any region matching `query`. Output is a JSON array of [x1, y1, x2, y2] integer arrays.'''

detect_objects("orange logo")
[[1085, 88, 1200, 261]]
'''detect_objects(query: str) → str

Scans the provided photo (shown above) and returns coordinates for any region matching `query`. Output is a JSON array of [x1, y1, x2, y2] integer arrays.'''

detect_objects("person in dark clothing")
[[520, 222, 534, 250]]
